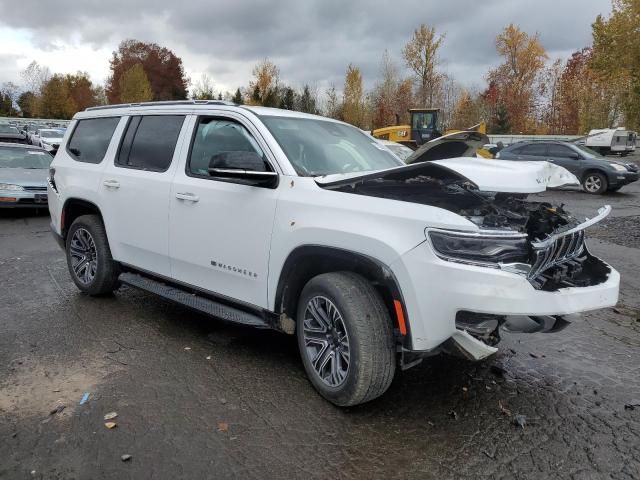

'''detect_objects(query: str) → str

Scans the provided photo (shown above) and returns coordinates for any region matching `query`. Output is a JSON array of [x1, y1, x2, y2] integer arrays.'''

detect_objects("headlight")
[[611, 164, 628, 172], [428, 230, 529, 265], [0, 183, 25, 191]]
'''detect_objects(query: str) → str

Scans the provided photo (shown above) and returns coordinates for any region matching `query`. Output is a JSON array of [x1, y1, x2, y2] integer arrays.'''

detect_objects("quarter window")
[[117, 115, 185, 172], [188, 117, 265, 176], [67, 117, 120, 164]]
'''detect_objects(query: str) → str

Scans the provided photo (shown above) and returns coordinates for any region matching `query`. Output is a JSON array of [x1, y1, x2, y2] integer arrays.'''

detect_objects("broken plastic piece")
[[79, 392, 90, 405], [104, 412, 118, 421], [450, 330, 498, 361]]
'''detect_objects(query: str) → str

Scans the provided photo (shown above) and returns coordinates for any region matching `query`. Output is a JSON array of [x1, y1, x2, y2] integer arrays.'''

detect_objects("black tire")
[[65, 214, 119, 296], [582, 171, 608, 194], [296, 271, 396, 407]]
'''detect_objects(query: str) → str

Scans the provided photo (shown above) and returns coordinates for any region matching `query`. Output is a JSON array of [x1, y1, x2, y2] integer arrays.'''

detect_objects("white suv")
[[48, 101, 619, 406]]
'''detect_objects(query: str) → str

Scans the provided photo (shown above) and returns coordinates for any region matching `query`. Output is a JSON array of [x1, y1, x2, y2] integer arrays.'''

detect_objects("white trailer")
[[586, 128, 637, 156]]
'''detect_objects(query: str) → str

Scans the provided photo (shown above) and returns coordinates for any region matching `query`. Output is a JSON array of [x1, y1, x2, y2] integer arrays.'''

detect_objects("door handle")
[[546, 158, 555, 162], [103, 179, 120, 189], [175, 192, 199, 202]]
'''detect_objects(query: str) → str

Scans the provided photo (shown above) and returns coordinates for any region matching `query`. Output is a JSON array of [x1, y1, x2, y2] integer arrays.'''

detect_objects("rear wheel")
[[583, 172, 608, 194], [296, 272, 396, 406], [66, 215, 120, 295]]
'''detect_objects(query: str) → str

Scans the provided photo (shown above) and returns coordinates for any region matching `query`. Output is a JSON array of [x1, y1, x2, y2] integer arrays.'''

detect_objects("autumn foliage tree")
[[342, 64, 366, 128], [247, 59, 280, 106], [106, 39, 188, 103], [402, 24, 445, 107], [119, 64, 153, 103], [487, 24, 548, 133], [590, 0, 640, 130]]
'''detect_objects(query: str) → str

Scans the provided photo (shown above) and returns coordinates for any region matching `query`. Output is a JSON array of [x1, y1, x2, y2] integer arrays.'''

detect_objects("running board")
[[119, 272, 270, 328]]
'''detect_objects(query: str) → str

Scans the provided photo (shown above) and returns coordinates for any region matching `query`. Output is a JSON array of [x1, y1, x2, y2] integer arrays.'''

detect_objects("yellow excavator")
[[372, 108, 487, 151]]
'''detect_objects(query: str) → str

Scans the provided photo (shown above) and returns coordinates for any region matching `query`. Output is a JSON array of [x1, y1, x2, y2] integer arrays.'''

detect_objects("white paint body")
[[49, 104, 620, 353]]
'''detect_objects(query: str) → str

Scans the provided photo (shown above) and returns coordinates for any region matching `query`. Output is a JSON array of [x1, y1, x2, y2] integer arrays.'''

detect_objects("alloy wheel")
[[69, 228, 98, 285], [302, 296, 350, 387], [584, 175, 602, 193]]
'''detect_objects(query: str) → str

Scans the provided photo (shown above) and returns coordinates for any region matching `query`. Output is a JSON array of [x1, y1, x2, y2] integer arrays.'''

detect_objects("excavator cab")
[[410, 108, 442, 146]]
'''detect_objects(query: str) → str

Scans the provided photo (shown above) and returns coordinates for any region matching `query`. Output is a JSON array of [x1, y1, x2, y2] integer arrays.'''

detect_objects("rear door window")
[[519, 143, 547, 157], [67, 117, 120, 164], [548, 144, 576, 158], [117, 115, 185, 172]]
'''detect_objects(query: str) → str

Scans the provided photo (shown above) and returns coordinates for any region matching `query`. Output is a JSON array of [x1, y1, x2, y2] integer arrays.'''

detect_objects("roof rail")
[[85, 100, 237, 111]]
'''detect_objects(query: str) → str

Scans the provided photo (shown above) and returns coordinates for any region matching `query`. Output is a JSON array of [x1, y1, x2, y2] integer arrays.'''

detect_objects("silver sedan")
[[0, 143, 53, 208]]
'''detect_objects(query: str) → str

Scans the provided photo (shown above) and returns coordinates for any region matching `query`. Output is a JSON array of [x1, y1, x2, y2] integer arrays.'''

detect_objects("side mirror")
[[569, 153, 581, 160], [208, 151, 278, 188]]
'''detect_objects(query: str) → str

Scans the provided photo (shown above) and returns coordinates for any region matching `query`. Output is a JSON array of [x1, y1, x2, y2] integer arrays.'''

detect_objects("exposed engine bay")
[[319, 161, 611, 291]]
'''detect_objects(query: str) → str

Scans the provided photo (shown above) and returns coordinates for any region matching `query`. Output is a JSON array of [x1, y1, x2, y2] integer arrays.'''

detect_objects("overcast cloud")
[[0, 0, 613, 96]]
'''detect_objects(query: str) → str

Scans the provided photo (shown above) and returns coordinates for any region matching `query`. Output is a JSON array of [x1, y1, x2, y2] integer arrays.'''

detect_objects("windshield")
[[40, 129, 64, 138], [0, 125, 19, 134], [0, 147, 53, 168], [411, 112, 436, 130], [575, 144, 604, 159], [386, 143, 414, 161], [261, 116, 402, 176]]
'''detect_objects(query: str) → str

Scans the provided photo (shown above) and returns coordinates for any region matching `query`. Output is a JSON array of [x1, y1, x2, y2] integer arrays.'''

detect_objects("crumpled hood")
[[315, 158, 579, 194], [406, 130, 491, 164], [431, 158, 579, 193]]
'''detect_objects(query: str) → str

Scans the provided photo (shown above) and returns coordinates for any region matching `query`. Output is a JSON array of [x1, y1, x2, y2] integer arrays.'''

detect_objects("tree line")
[[1, 0, 637, 134]]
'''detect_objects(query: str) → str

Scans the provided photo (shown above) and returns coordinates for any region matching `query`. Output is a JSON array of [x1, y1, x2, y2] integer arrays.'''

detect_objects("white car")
[[48, 101, 619, 406], [31, 128, 65, 152]]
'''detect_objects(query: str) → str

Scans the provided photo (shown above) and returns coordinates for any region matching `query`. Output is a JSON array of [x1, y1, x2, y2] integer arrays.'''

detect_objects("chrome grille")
[[23, 186, 47, 192], [527, 230, 585, 285]]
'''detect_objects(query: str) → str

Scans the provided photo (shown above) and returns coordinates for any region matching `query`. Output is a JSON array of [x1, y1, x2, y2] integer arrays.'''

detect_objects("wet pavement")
[[1, 157, 639, 479]]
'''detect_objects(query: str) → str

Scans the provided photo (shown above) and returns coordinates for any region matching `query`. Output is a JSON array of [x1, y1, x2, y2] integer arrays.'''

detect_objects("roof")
[[80, 100, 343, 124]]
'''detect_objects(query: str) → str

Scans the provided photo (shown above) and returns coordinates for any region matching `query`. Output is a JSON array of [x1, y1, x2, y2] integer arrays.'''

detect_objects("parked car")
[[0, 143, 53, 208], [30, 128, 65, 153], [0, 124, 28, 144], [48, 101, 619, 406], [377, 139, 414, 162], [496, 140, 639, 194]]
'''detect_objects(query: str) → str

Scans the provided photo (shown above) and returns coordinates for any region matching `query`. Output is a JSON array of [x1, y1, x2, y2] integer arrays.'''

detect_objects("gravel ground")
[[1, 154, 639, 479]]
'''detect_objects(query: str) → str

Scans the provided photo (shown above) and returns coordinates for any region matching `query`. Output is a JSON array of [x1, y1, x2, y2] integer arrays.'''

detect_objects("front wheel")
[[66, 215, 120, 295], [296, 272, 396, 407], [583, 172, 608, 194]]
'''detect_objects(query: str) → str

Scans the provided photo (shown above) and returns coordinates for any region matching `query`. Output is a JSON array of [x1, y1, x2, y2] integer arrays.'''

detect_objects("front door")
[[169, 114, 281, 308], [546, 143, 581, 177]]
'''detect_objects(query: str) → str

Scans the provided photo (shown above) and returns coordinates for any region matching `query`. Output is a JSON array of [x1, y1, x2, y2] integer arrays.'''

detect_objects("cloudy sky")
[[0, 0, 613, 96]]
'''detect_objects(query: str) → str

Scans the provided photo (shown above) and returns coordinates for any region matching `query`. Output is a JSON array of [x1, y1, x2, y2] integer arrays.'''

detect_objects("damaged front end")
[[317, 160, 615, 361], [317, 160, 611, 292]]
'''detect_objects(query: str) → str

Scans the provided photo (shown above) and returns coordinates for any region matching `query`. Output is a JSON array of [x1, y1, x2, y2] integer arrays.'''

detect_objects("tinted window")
[[188, 118, 264, 176], [520, 143, 547, 156], [117, 115, 185, 172], [548, 144, 576, 158], [68, 117, 120, 164]]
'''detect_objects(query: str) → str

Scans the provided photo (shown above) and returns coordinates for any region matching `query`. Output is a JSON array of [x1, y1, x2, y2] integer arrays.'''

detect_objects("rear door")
[[99, 113, 189, 276], [168, 113, 281, 308]]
